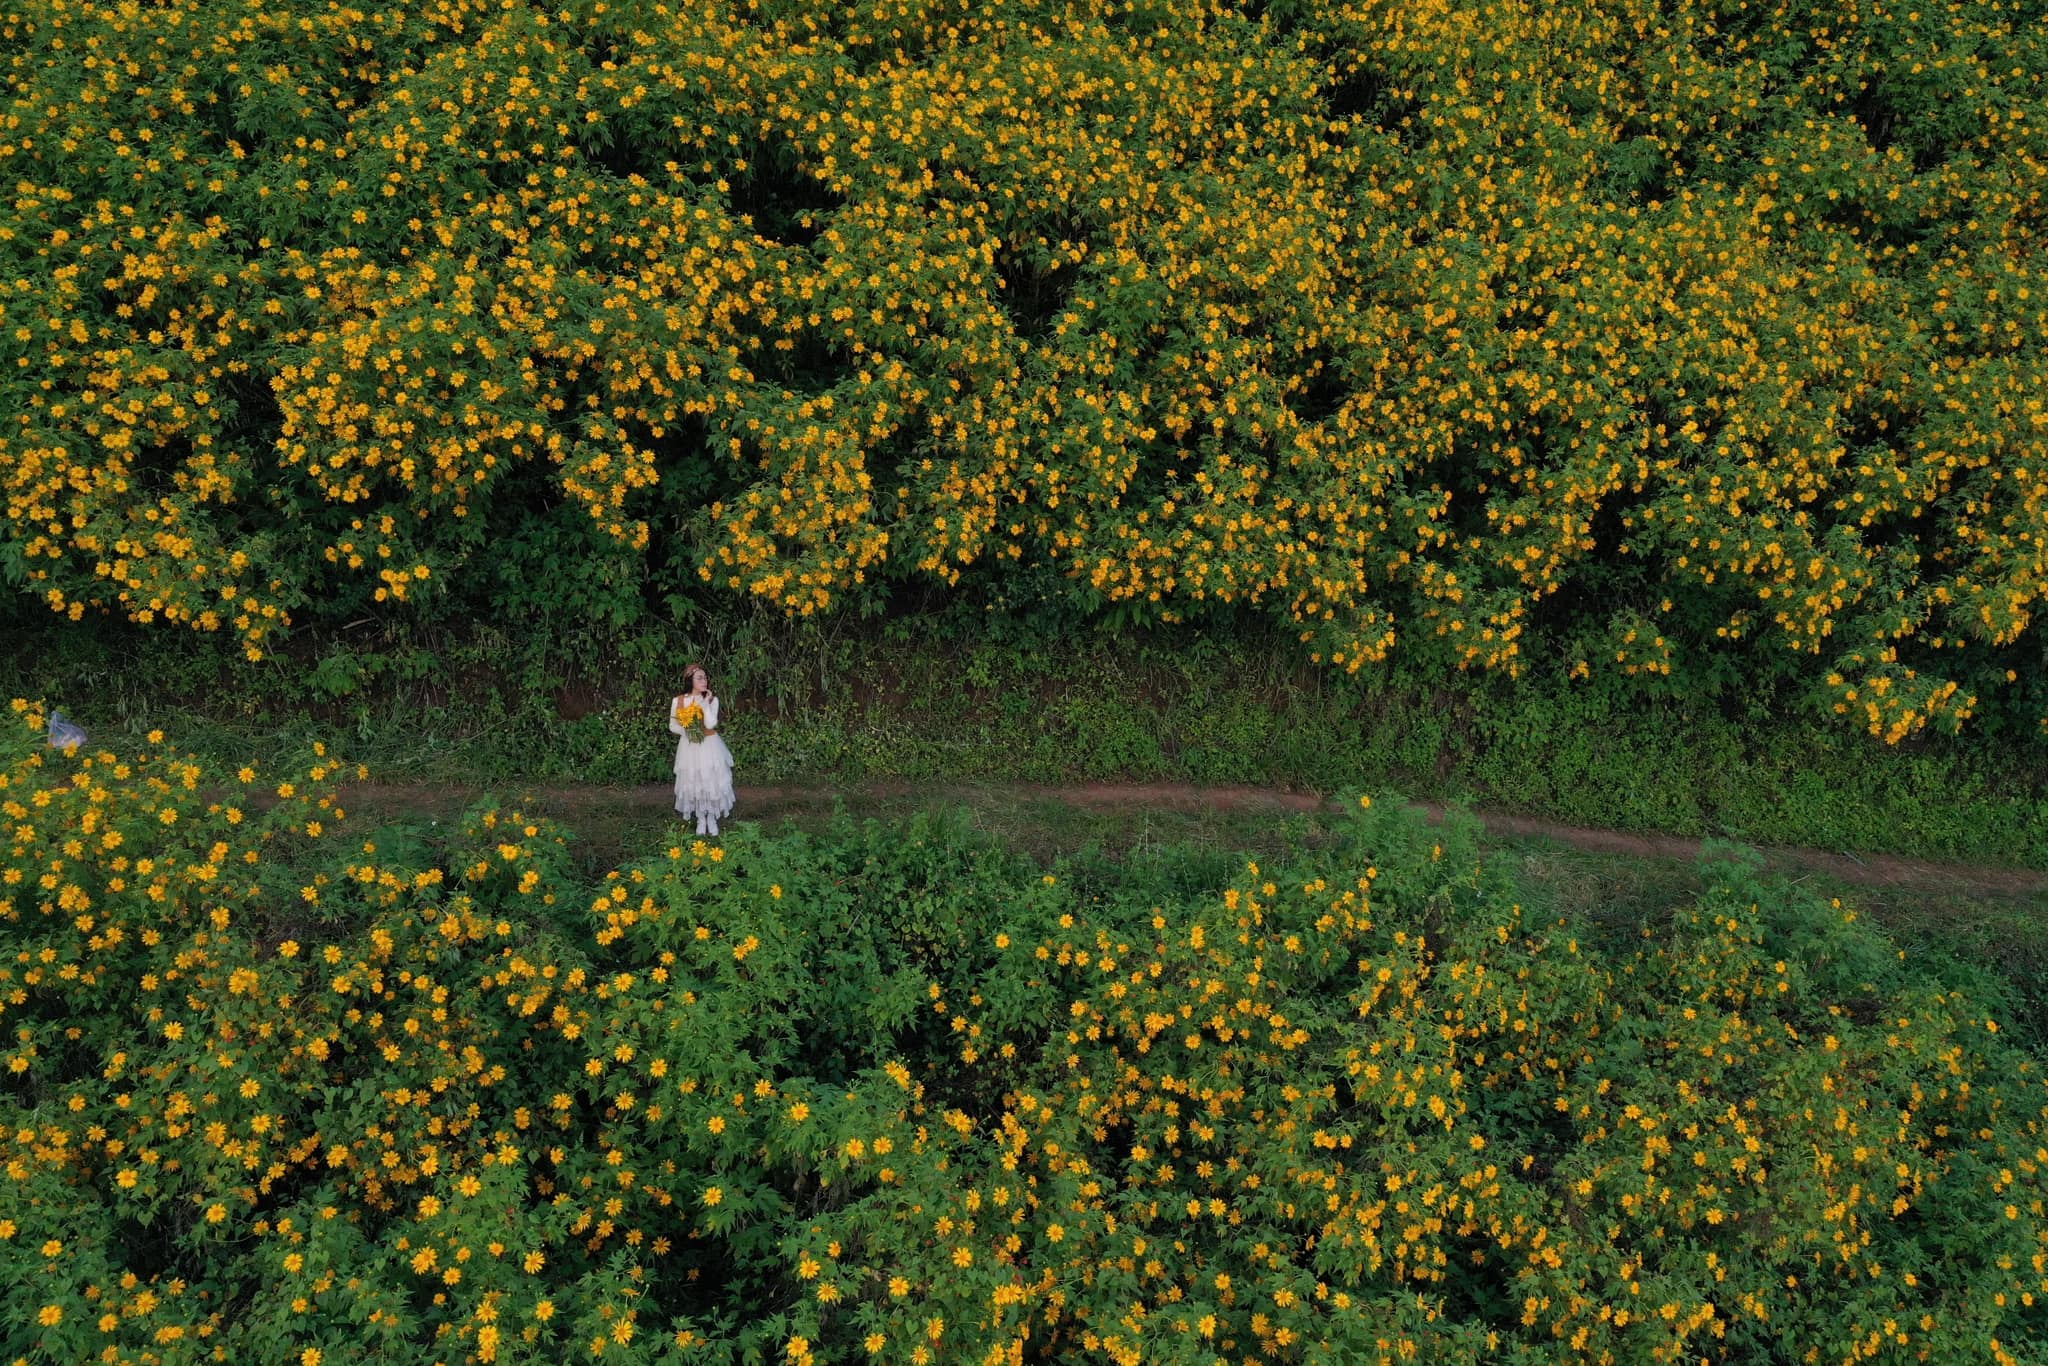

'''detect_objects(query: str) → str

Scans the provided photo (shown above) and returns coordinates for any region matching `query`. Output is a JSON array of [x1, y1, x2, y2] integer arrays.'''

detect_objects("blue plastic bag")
[[46, 710, 87, 753]]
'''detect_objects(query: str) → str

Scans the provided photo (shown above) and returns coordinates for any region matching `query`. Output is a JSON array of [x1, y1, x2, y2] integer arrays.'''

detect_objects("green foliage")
[[6, 710, 2048, 1363], [3, 0, 2047, 744], [9, 611, 2043, 869]]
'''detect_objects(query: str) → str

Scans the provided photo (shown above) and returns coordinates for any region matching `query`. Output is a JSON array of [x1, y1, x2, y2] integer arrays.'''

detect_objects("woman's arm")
[[667, 697, 686, 736], [703, 695, 721, 731]]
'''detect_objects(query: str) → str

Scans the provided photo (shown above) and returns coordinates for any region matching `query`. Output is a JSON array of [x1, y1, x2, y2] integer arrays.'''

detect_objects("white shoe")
[[706, 817, 720, 838]]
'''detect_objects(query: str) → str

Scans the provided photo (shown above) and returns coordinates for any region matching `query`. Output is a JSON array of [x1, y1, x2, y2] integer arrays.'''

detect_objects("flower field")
[[1, 0, 2044, 740], [4, 702, 2047, 1364]]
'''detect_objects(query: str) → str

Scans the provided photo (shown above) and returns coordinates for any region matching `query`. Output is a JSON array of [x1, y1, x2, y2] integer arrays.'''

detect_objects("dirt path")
[[333, 779, 2047, 902]]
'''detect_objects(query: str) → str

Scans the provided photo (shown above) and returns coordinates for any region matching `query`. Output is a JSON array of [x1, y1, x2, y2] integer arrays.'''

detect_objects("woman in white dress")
[[669, 663, 735, 836]]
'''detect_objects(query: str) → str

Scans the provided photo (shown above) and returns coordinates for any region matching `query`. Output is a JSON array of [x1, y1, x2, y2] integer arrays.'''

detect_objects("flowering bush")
[[4, 706, 2047, 1362], [1, 0, 2043, 739]]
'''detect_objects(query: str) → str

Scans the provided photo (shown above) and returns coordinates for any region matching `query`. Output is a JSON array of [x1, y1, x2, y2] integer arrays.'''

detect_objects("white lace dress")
[[669, 693, 736, 821]]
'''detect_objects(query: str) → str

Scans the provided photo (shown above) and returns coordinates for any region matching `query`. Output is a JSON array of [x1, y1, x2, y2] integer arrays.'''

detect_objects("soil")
[[330, 779, 2047, 902]]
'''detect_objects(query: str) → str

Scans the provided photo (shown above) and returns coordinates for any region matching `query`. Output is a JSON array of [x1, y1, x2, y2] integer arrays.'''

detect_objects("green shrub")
[[6, 0, 2048, 743], [5, 708, 2047, 1363]]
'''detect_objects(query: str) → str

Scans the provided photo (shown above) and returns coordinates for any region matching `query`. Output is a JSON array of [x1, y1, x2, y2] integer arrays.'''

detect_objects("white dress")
[[669, 693, 736, 821]]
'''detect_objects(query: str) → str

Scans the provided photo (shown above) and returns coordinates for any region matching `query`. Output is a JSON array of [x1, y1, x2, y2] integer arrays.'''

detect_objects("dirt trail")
[[334, 779, 2047, 902]]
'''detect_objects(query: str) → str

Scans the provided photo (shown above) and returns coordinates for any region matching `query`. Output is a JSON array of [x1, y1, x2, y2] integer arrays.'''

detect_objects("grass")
[[10, 609, 2047, 872], [338, 781, 1327, 878]]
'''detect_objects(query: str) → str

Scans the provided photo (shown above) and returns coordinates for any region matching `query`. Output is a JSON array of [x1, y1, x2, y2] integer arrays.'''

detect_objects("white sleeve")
[[704, 695, 721, 730], [667, 697, 686, 736]]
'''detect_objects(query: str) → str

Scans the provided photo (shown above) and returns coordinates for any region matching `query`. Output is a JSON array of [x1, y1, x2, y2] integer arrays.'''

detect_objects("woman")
[[669, 663, 735, 836]]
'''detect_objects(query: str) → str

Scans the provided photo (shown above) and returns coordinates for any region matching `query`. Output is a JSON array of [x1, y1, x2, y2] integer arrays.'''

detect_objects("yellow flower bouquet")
[[674, 699, 707, 743]]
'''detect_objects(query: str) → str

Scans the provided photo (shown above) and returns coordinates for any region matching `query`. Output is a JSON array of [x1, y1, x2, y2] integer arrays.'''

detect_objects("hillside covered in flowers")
[[1, 0, 2044, 744]]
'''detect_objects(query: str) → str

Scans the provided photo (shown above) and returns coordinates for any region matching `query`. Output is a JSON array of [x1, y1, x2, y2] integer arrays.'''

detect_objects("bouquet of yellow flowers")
[[674, 699, 707, 743]]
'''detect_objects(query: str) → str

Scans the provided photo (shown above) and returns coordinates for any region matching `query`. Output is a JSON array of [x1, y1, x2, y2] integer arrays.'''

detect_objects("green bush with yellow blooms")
[[2, 0, 2046, 742], [4, 702, 2046, 1364]]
